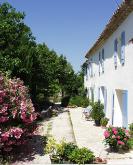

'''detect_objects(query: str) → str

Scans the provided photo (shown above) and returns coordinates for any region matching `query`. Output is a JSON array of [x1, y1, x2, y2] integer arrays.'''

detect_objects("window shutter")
[[85, 65, 88, 80], [99, 52, 101, 76], [122, 90, 128, 128], [98, 87, 100, 101], [88, 62, 91, 77], [91, 62, 93, 77], [114, 39, 118, 68], [104, 88, 107, 114], [121, 31, 125, 65], [111, 93, 115, 125], [102, 49, 104, 73]]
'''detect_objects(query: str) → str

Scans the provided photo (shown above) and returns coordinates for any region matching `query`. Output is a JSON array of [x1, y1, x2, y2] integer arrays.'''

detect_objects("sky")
[[1, 0, 122, 72]]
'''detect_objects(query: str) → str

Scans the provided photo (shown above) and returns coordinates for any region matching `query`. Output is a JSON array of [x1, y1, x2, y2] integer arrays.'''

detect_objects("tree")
[[0, 2, 36, 85], [0, 2, 85, 106], [36, 44, 59, 99]]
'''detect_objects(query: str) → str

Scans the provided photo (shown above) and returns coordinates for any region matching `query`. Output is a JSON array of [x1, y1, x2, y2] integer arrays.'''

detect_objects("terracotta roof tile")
[[85, 0, 133, 58]]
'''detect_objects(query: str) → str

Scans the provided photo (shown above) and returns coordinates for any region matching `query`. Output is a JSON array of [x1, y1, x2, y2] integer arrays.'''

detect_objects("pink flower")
[[117, 136, 120, 139], [30, 113, 37, 122], [0, 90, 6, 97], [20, 101, 27, 111], [12, 110, 17, 118], [112, 135, 116, 138], [10, 127, 23, 139], [0, 74, 37, 152], [118, 140, 125, 145], [125, 130, 130, 137], [0, 116, 9, 123], [124, 138, 127, 141], [0, 105, 8, 114], [1, 132, 9, 141], [112, 128, 117, 132], [104, 130, 110, 138], [113, 130, 118, 135]]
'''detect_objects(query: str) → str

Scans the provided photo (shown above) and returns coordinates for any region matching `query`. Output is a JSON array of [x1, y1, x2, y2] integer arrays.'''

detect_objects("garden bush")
[[100, 117, 109, 127], [104, 126, 130, 151], [90, 101, 105, 124], [126, 123, 133, 149], [68, 147, 95, 164], [69, 96, 90, 108], [127, 138, 133, 149], [129, 123, 133, 137], [61, 96, 70, 107], [63, 142, 78, 160], [0, 73, 37, 154], [45, 137, 94, 164]]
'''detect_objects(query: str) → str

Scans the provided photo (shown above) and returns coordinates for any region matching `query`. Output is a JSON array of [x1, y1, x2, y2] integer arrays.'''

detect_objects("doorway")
[[113, 90, 128, 128]]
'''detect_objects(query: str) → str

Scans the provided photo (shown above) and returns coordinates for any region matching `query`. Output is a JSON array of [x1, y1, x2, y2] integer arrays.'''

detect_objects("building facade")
[[84, 0, 133, 128]]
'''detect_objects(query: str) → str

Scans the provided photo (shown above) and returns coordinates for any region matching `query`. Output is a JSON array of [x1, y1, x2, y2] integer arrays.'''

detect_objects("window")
[[85, 65, 88, 80], [102, 49, 104, 73], [121, 31, 125, 65], [99, 49, 104, 75], [99, 52, 101, 76], [90, 58, 93, 77], [114, 38, 118, 68]]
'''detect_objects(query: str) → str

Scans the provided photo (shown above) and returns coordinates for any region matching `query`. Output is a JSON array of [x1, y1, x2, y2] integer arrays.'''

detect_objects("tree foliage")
[[0, 2, 85, 106]]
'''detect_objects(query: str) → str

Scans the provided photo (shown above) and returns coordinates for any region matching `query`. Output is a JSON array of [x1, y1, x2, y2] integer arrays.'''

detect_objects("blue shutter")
[[121, 31, 125, 65], [104, 88, 107, 114], [98, 87, 100, 101], [88, 62, 91, 77], [112, 93, 115, 125], [102, 49, 104, 73], [99, 52, 101, 76], [86, 65, 88, 80], [114, 39, 118, 68], [90, 59, 93, 77], [122, 90, 128, 128]]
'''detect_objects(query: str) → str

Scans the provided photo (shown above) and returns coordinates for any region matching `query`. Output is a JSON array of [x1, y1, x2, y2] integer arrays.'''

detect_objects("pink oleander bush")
[[104, 126, 130, 150], [0, 72, 37, 153]]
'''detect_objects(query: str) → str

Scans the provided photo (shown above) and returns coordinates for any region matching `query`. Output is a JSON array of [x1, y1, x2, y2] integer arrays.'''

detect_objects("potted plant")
[[90, 101, 105, 126], [103, 126, 130, 152], [100, 117, 109, 128]]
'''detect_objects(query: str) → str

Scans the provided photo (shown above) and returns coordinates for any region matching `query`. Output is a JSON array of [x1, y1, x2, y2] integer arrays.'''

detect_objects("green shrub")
[[45, 137, 95, 164], [100, 117, 109, 127], [69, 96, 90, 108], [90, 101, 105, 121], [129, 123, 133, 137], [63, 143, 78, 160], [61, 96, 70, 107], [68, 147, 95, 164], [45, 137, 57, 154], [127, 138, 133, 149]]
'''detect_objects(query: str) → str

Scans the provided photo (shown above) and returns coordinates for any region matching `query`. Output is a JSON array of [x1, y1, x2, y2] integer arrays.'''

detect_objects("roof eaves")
[[85, 0, 133, 58]]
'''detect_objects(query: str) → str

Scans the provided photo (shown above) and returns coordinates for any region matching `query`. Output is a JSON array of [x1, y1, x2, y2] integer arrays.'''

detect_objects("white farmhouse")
[[84, 0, 133, 128]]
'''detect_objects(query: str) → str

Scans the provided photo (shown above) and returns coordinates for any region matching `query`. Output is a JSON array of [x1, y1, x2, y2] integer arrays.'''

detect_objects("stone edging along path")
[[68, 107, 133, 161]]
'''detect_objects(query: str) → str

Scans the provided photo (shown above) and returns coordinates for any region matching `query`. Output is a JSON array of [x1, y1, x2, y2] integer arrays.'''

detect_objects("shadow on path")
[[10, 135, 47, 164]]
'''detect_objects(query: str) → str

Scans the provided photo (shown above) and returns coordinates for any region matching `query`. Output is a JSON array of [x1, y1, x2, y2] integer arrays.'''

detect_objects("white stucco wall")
[[84, 11, 133, 127]]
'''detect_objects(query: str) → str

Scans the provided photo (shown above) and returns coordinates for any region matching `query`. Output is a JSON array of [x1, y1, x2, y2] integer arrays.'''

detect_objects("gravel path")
[[51, 110, 75, 143], [69, 107, 133, 164], [12, 109, 75, 164]]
